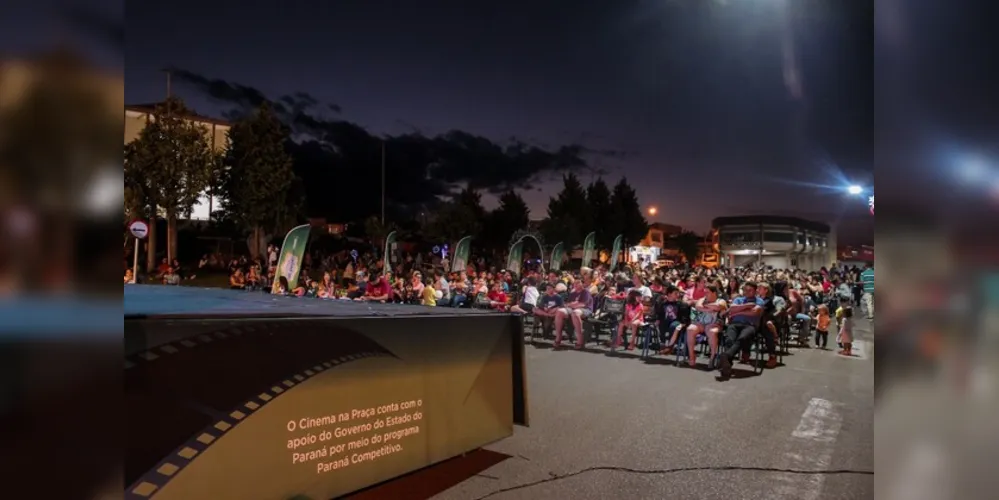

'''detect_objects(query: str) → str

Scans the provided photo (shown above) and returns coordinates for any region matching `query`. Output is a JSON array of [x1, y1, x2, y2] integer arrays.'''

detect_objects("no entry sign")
[[129, 220, 149, 239]]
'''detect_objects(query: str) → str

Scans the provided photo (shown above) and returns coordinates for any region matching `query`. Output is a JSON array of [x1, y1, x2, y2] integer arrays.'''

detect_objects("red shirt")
[[365, 278, 392, 299], [488, 290, 507, 303]]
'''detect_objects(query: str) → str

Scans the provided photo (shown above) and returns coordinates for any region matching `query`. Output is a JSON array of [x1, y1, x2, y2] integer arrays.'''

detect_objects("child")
[[837, 306, 854, 356], [615, 290, 645, 350], [835, 303, 846, 348], [421, 283, 437, 306], [815, 304, 831, 349]]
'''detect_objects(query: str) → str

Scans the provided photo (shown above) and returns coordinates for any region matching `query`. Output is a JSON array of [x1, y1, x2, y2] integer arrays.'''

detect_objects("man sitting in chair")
[[554, 279, 594, 349], [718, 281, 766, 379]]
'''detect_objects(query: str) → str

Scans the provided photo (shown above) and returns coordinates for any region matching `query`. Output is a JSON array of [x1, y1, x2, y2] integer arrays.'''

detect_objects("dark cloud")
[[170, 69, 592, 219], [64, 7, 123, 49]]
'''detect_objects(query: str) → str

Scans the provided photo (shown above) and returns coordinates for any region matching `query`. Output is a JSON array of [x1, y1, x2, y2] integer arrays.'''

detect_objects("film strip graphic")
[[126, 349, 393, 499], [124, 324, 251, 370]]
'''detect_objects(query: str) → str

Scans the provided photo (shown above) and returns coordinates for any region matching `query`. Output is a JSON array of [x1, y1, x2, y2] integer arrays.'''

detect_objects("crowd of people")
[[123, 237, 875, 382], [174, 244, 873, 381]]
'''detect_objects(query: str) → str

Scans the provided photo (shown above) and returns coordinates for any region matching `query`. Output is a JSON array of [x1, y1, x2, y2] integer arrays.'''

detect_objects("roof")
[[124, 285, 507, 320], [648, 222, 683, 232], [712, 215, 830, 234], [126, 102, 231, 127]]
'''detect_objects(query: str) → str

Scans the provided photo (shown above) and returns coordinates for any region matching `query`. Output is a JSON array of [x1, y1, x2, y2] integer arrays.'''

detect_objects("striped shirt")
[[861, 268, 874, 293]]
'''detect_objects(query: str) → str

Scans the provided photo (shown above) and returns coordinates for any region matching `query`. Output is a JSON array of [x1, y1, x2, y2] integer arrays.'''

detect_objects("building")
[[125, 102, 231, 219], [712, 215, 834, 271], [125, 102, 230, 152], [639, 222, 683, 248], [629, 222, 684, 267], [836, 245, 874, 268]]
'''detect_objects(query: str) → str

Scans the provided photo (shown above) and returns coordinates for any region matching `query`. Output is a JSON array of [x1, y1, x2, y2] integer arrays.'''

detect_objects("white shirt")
[[630, 285, 653, 299], [522, 286, 540, 306]]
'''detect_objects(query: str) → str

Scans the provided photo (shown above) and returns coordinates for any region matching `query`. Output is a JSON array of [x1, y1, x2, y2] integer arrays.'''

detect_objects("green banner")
[[451, 236, 472, 273], [550, 242, 564, 271], [610, 234, 624, 271], [272, 224, 311, 294], [507, 239, 524, 276], [383, 231, 397, 273], [581, 232, 596, 268]]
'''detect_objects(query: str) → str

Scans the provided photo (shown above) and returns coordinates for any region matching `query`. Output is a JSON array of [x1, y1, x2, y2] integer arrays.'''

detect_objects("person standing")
[[860, 264, 874, 320]]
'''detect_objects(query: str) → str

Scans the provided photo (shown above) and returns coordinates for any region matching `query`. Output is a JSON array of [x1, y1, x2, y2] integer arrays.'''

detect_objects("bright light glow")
[[648, 206, 658, 216], [847, 185, 863, 195], [959, 159, 988, 184]]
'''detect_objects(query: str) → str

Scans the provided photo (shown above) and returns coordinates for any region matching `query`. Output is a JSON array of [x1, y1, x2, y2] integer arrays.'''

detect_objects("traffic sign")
[[129, 220, 149, 239]]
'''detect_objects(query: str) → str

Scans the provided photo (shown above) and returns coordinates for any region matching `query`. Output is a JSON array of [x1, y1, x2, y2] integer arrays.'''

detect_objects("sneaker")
[[718, 354, 733, 379], [766, 356, 778, 369]]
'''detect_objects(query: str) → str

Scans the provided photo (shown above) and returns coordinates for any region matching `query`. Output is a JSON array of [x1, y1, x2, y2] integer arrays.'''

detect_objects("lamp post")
[[648, 206, 658, 217]]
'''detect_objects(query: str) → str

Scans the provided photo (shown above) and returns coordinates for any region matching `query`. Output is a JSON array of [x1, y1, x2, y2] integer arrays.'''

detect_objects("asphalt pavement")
[[433, 319, 875, 500]]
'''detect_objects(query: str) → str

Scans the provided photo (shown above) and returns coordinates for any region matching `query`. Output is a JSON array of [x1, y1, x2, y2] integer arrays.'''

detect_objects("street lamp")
[[648, 206, 658, 217], [847, 185, 863, 195]]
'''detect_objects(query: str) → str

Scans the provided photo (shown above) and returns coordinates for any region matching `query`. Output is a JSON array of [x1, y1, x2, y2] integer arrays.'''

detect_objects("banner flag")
[[550, 242, 565, 271], [451, 236, 472, 273], [271, 224, 311, 294], [383, 231, 397, 273], [610, 234, 624, 271], [581, 232, 596, 267], [507, 239, 524, 275]]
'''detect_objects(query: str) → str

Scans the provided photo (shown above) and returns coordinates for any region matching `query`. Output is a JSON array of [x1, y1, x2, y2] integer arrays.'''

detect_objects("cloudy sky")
[[7, 0, 882, 243]]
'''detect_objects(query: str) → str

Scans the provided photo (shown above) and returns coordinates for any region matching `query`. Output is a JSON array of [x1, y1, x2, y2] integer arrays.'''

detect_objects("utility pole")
[[381, 140, 386, 225]]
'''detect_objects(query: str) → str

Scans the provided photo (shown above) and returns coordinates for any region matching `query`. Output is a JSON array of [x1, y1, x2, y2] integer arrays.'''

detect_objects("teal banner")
[[610, 234, 624, 270], [581, 232, 596, 268], [550, 242, 565, 272], [272, 224, 311, 294], [383, 231, 397, 273]]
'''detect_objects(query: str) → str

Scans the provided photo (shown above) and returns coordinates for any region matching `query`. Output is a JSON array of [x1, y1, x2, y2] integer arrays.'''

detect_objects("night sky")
[[9, 1, 883, 243]]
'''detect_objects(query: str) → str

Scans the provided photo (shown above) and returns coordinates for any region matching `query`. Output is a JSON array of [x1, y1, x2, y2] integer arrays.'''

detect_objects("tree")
[[485, 190, 530, 249], [125, 96, 214, 267], [586, 179, 613, 248], [0, 51, 121, 289], [425, 201, 481, 244], [670, 230, 702, 265], [221, 103, 297, 258], [455, 187, 487, 225], [541, 173, 589, 246], [608, 177, 648, 247]]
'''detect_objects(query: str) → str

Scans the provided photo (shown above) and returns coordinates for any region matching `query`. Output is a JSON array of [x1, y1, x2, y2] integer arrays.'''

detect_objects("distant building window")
[[763, 232, 795, 243], [720, 231, 760, 245], [797, 233, 806, 245]]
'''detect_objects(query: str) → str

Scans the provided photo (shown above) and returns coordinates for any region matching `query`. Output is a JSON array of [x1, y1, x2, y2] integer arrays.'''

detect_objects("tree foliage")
[[669, 230, 702, 264], [125, 97, 214, 219], [485, 190, 530, 249], [221, 103, 297, 232], [608, 177, 649, 247], [0, 51, 120, 215], [586, 178, 614, 248], [541, 173, 589, 246]]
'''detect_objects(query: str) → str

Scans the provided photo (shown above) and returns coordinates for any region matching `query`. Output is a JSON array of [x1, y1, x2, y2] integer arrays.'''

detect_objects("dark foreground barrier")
[[124, 285, 528, 500]]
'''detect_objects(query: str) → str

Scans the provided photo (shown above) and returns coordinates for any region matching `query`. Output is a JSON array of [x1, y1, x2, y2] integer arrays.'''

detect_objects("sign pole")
[[133, 237, 140, 283], [127, 219, 150, 284]]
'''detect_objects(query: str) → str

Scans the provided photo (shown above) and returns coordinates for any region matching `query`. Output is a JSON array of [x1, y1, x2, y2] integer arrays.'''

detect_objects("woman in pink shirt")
[[613, 290, 646, 351]]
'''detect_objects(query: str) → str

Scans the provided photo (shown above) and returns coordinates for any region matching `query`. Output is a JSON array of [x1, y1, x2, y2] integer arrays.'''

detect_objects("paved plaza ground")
[[429, 319, 875, 500]]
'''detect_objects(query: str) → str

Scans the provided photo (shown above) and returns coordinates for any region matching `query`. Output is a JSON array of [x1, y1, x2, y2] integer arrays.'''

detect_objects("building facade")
[[712, 215, 834, 271]]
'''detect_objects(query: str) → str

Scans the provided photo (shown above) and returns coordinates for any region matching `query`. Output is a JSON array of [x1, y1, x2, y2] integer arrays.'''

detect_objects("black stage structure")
[[124, 285, 528, 500]]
